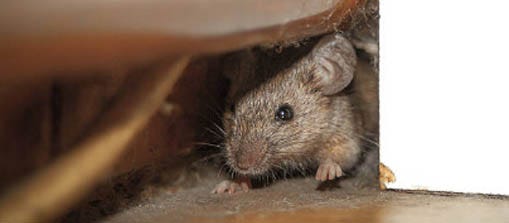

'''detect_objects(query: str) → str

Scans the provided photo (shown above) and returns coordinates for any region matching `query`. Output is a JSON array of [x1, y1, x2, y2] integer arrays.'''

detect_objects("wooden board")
[[0, 0, 361, 79]]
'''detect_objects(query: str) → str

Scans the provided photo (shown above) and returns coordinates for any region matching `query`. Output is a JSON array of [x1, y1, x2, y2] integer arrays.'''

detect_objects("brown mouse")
[[212, 33, 368, 194]]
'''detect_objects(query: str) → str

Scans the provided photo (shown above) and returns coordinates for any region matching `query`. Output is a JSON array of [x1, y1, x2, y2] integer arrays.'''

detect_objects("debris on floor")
[[100, 175, 509, 223]]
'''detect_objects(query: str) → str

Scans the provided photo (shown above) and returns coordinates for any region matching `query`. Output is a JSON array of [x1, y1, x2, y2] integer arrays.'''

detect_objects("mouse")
[[212, 33, 372, 194]]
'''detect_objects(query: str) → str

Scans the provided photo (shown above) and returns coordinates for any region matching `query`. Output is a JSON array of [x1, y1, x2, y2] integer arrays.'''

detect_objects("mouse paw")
[[211, 178, 250, 194], [315, 161, 343, 181]]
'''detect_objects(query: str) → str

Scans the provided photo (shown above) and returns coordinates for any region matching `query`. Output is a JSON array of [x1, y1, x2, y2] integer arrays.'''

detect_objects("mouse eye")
[[275, 104, 294, 122]]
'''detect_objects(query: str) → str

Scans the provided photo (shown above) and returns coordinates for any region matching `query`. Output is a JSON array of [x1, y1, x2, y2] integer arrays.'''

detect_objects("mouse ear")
[[306, 34, 357, 95]]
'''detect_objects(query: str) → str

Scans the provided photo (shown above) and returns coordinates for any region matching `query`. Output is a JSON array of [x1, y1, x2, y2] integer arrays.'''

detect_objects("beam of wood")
[[0, 56, 190, 223], [0, 0, 362, 80]]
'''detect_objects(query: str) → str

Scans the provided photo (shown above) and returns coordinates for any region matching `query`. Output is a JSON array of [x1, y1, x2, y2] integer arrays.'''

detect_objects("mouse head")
[[223, 34, 357, 176]]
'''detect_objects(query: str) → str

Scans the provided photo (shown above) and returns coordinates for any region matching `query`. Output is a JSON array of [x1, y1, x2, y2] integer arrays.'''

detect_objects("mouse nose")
[[236, 152, 261, 170]]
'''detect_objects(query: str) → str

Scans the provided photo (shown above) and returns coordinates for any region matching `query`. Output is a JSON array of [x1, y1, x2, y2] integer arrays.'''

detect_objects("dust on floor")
[[99, 176, 509, 223]]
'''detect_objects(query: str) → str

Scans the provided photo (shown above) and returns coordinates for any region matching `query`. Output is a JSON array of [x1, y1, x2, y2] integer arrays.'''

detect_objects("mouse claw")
[[211, 180, 231, 194], [315, 161, 343, 181], [211, 179, 250, 194], [240, 181, 249, 192]]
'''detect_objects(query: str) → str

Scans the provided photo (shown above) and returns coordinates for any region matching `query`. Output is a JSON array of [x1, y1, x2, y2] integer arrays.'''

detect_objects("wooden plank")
[[0, 0, 361, 79]]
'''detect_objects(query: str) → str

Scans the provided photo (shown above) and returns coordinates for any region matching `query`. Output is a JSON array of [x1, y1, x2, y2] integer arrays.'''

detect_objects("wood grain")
[[0, 0, 361, 80]]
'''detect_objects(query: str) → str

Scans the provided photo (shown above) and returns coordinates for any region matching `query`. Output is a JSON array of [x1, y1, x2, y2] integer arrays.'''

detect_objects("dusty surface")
[[100, 176, 509, 223]]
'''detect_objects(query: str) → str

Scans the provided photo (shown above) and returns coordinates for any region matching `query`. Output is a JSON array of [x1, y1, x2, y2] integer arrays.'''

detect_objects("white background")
[[380, 0, 509, 195]]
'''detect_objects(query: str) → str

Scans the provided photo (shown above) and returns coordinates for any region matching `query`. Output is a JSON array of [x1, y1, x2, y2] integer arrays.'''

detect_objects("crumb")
[[379, 163, 395, 190]]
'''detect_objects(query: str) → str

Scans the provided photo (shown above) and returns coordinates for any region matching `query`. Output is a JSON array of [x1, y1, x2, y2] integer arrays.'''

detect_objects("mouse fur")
[[212, 33, 375, 194]]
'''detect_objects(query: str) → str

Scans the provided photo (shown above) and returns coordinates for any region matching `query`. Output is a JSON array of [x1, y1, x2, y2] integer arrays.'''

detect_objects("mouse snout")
[[236, 151, 263, 170]]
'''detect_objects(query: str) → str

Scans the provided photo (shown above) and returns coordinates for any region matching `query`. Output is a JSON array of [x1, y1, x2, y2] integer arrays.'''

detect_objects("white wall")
[[380, 0, 509, 195]]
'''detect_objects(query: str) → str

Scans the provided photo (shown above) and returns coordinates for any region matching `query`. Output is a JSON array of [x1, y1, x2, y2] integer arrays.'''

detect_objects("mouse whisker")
[[204, 127, 224, 139], [203, 103, 225, 120], [191, 153, 224, 166], [229, 168, 235, 179], [217, 163, 228, 177], [270, 170, 276, 181], [339, 128, 379, 148], [192, 142, 224, 149], [327, 122, 379, 148], [297, 165, 307, 177], [357, 135, 379, 147], [212, 122, 227, 135]]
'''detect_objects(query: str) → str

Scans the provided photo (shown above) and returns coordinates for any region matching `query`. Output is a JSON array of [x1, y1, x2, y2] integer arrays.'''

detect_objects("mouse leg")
[[211, 176, 251, 194], [315, 159, 343, 181]]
